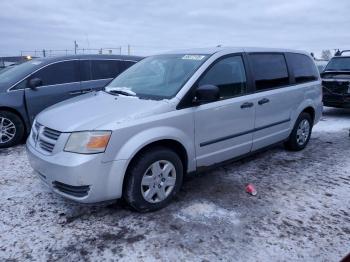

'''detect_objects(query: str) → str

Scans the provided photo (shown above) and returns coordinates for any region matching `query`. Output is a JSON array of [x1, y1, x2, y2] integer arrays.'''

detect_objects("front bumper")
[[26, 141, 127, 203], [323, 93, 350, 108]]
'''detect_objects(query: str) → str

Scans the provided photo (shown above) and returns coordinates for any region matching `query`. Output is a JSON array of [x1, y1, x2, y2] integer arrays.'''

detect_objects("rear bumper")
[[323, 94, 350, 108], [26, 141, 127, 203]]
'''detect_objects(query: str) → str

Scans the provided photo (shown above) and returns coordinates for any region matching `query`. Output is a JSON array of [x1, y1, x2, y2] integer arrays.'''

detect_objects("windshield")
[[0, 59, 44, 86], [105, 54, 209, 99], [325, 57, 350, 71]]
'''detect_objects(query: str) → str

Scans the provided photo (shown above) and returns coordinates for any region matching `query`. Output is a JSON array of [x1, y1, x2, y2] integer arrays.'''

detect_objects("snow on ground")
[[314, 107, 350, 133], [0, 107, 349, 261]]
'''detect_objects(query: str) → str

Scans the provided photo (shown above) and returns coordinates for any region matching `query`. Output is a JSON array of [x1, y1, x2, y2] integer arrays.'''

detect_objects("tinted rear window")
[[119, 60, 136, 72], [249, 53, 289, 91], [287, 53, 318, 83], [80, 60, 91, 81], [91, 60, 120, 80], [32, 60, 79, 86]]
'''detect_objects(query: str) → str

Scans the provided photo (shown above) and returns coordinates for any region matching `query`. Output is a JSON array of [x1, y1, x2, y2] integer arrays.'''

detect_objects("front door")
[[25, 60, 81, 123], [193, 55, 255, 167]]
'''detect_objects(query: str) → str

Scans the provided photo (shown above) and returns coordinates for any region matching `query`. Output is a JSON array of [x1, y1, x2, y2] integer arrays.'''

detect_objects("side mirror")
[[29, 78, 43, 90], [193, 84, 220, 105]]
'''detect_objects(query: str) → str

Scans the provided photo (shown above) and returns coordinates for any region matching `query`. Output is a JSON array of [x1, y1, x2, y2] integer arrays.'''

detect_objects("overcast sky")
[[0, 0, 349, 57]]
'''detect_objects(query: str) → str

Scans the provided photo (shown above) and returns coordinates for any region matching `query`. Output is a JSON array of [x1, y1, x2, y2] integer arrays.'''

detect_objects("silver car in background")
[[27, 47, 322, 212]]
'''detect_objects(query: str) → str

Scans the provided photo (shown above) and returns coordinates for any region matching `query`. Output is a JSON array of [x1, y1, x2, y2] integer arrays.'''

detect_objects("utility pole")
[[128, 44, 130, 55], [74, 41, 78, 55]]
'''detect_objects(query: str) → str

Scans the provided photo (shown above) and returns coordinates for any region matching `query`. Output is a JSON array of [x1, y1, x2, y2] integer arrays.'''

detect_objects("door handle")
[[69, 91, 82, 95], [258, 98, 270, 105], [240, 102, 254, 109], [81, 88, 93, 94]]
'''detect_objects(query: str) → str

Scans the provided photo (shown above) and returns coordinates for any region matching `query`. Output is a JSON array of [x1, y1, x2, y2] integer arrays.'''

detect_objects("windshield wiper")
[[105, 87, 137, 97]]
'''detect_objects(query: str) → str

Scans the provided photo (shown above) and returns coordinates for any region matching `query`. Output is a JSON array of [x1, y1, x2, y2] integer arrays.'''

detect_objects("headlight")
[[64, 131, 111, 154]]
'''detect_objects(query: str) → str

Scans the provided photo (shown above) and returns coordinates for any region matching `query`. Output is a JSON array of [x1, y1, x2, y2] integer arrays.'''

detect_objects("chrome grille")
[[43, 127, 61, 140], [31, 122, 61, 154], [39, 140, 55, 152]]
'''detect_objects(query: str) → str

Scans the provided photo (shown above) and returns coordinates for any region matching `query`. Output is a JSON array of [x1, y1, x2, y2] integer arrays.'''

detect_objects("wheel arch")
[[293, 100, 318, 126], [125, 139, 189, 175], [0, 106, 29, 133], [301, 106, 315, 124]]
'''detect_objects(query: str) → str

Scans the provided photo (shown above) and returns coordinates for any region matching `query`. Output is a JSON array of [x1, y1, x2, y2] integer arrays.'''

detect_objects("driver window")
[[198, 56, 247, 99]]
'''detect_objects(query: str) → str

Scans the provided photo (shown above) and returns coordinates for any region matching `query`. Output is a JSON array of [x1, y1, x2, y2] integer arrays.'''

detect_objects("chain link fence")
[[19, 47, 123, 58], [17, 44, 183, 58]]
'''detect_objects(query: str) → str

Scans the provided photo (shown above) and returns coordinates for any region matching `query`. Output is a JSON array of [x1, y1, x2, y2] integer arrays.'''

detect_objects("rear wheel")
[[284, 112, 312, 151], [123, 146, 183, 212], [0, 111, 25, 148]]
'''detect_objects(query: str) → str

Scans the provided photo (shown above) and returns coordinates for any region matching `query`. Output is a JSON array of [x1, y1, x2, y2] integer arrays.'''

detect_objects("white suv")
[[27, 47, 323, 212]]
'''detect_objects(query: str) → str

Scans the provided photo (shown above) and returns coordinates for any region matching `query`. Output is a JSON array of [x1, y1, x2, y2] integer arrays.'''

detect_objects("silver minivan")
[[27, 47, 322, 212]]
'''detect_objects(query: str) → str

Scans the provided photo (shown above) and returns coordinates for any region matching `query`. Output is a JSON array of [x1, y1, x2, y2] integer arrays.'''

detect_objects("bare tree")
[[321, 50, 332, 60]]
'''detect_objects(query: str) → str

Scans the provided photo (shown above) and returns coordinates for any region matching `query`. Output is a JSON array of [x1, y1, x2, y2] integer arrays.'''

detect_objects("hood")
[[36, 91, 173, 132]]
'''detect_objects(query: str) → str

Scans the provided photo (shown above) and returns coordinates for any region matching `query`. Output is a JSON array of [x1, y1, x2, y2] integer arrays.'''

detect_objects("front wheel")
[[0, 111, 25, 148], [123, 147, 183, 212], [284, 112, 312, 151]]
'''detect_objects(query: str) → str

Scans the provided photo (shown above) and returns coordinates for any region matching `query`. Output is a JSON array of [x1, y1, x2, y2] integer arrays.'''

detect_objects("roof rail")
[[335, 50, 350, 56]]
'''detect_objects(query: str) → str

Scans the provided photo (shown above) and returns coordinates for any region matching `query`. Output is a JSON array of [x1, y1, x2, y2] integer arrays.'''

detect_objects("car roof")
[[163, 46, 310, 56], [32, 54, 143, 65]]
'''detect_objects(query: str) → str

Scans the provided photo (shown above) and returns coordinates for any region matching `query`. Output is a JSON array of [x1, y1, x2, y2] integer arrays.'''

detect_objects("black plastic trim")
[[200, 118, 290, 147], [53, 181, 90, 197]]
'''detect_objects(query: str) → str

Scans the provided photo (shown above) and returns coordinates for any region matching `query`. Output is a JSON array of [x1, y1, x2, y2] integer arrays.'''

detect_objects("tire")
[[284, 112, 313, 151], [123, 146, 184, 212], [0, 111, 25, 148]]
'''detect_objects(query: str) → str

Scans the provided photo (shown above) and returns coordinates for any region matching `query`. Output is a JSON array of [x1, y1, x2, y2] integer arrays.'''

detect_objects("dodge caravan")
[[27, 47, 322, 212]]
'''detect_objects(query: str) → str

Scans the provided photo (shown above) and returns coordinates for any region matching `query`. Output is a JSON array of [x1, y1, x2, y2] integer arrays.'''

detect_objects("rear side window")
[[119, 60, 136, 72], [32, 61, 79, 86], [249, 54, 289, 91], [198, 56, 247, 99], [80, 60, 91, 81], [91, 60, 120, 80], [287, 53, 318, 83]]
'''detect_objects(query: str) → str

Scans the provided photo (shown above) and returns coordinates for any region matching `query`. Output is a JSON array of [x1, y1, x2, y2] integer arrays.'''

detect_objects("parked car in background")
[[0, 54, 142, 148], [322, 50, 350, 108], [27, 47, 322, 212]]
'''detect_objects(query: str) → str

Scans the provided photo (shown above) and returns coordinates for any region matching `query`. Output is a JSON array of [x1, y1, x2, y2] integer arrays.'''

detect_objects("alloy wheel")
[[0, 117, 16, 144]]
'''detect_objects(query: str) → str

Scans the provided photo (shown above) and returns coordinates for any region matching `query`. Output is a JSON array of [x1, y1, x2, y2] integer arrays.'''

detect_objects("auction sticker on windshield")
[[182, 55, 206, 60]]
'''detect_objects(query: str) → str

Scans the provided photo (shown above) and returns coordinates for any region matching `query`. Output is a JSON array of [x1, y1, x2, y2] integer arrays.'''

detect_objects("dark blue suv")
[[0, 54, 142, 148]]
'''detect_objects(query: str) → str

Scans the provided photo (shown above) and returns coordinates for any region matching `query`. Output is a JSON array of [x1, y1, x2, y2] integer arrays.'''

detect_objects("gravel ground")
[[0, 107, 349, 262]]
